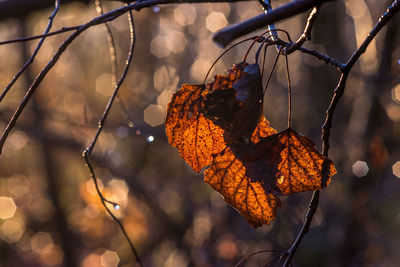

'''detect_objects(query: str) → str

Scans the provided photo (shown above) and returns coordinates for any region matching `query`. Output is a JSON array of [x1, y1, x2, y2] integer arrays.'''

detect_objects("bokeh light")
[[393, 161, 400, 178], [392, 84, 400, 104], [100, 250, 120, 267], [144, 104, 165, 127], [352, 161, 369, 177], [174, 4, 197, 26], [0, 196, 17, 219], [31, 232, 54, 255], [151, 35, 172, 58], [0, 219, 25, 243], [205, 12, 228, 33]]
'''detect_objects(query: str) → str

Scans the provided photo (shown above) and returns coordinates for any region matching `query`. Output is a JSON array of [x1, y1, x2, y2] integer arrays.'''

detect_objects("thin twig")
[[0, 26, 81, 46], [0, 0, 60, 102], [284, 53, 291, 128], [282, 1, 400, 266], [321, 0, 400, 155], [258, 0, 282, 52], [286, 5, 320, 54], [297, 46, 345, 71], [213, 0, 336, 47], [234, 249, 284, 267], [0, 0, 185, 154], [82, 9, 143, 266], [95, 0, 133, 125], [253, 36, 345, 71]]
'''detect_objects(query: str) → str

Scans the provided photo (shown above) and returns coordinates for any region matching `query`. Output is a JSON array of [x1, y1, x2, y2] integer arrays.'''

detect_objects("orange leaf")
[[202, 62, 264, 140], [165, 84, 226, 172], [165, 63, 337, 228], [204, 146, 282, 228], [243, 128, 337, 195], [204, 127, 336, 227]]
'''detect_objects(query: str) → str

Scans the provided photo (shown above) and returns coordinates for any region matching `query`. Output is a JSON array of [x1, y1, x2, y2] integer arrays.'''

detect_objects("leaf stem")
[[284, 53, 291, 129]]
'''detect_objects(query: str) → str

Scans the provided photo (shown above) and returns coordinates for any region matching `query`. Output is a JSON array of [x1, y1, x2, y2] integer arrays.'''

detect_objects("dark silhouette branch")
[[0, 0, 251, 21], [213, 0, 336, 47], [235, 249, 285, 267], [283, 1, 400, 266], [95, 0, 133, 125], [0, 0, 88, 20], [0, 0, 175, 154], [0, 0, 60, 102], [0, 26, 82, 46], [286, 5, 320, 53]]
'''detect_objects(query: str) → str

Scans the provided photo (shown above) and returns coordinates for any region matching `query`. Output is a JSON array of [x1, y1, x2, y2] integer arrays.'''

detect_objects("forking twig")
[[95, 0, 134, 127], [213, 0, 335, 47], [0, 0, 182, 154], [82, 9, 143, 266]]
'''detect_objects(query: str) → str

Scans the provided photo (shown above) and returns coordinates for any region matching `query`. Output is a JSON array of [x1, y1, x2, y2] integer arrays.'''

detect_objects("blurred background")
[[0, 0, 399, 266]]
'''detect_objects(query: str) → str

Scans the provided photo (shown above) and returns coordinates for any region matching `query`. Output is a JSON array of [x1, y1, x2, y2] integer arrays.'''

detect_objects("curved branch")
[[82, 9, 143, 265]]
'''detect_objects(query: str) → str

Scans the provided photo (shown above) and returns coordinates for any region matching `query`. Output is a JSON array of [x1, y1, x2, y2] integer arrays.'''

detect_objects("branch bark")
[[213, 0, 336, 47], [0, 0, 250, 21]]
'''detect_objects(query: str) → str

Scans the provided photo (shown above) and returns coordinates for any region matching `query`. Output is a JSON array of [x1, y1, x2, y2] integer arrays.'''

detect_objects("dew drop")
[[146, 135, 155, 142], [114, 204, 120, 210]]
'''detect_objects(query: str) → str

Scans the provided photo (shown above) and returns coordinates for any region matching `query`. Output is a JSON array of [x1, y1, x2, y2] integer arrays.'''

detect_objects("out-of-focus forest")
[[0, 0, 399, 266]]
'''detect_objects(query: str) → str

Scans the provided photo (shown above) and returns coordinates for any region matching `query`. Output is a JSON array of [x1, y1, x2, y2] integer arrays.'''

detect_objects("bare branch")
[[0, 0, 60, 102], [213, 0, 336, 47], [0, 0, 86, 20], [283, 1, 400, 266], [0, 0, 251, 21], [322, 0, 400, 156], [0, 26, 81, 46], [286, 5, 320, 53], [0, 0, 181, 154], [82, 9, 143, 265]]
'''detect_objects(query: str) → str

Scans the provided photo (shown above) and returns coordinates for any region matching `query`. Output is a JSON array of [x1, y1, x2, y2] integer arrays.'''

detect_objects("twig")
[[0, 26, 81, 46], [82, 9, 143, 265], [283, 1, 400, 266], [213, 0, 336, 47], [234, 249, 284, 267], [95, 0, 133, 125], [297, 46, 344, 71], [321, 0, 400, 155], [0, 0, 60, 102], [286, 5, 320, 53], [0, 0, 191, 154], [253, 36, 345, 71], [258, 0, 282, 52]]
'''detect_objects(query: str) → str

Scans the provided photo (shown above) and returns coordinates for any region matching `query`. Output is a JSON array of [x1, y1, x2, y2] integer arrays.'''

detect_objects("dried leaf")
[[165, 63, 337, 228], [204, 146, 282, 228], [204, 117, 280, 227], [165, 84, 226, 172], [243, 128, 337, 195], [202, 62, 263, 140], [204, 127, 336, 227]]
